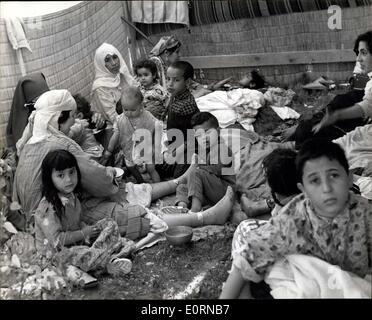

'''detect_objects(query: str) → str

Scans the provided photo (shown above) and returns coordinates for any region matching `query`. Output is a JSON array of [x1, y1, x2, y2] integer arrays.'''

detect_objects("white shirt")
[[358, 71, 372, 118]]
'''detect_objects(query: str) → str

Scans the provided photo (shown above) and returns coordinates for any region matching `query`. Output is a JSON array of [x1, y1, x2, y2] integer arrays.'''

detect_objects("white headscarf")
[[16, 90, 76, 154], [91, 43, 137, 92]]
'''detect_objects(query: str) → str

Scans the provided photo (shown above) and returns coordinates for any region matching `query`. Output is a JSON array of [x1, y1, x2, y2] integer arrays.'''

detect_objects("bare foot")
[[240, 194, 269, 217], [202, 186, 235, 225], [177, 153, 198, 184]]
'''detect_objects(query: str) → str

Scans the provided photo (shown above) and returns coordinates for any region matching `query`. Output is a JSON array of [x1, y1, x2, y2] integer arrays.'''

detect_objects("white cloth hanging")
[[5, 16, 32, 76]]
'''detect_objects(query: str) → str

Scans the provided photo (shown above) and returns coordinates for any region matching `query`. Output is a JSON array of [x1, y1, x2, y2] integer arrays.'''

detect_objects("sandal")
[[66, 265, 98, 289], [107, 258, 132, 277]]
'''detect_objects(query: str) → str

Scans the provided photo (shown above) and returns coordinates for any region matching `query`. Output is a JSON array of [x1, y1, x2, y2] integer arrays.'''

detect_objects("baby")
[[102, 86, 161, 183], [134, 59, 169, 121]]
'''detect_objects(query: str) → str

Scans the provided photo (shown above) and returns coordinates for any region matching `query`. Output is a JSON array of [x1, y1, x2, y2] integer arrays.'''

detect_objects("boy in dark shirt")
[[159, 61, 200, 178], [166, 60, 200, 142]]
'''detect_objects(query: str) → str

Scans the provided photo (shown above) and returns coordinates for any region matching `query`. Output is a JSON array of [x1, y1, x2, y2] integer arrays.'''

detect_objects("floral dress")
[[232, 192, 372, 282], [140, 83, 169, 121], [34, 195, 134, 273]]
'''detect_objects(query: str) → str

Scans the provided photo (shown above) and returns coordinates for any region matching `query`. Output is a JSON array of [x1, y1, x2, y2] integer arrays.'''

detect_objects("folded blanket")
[[265, 254, 371, 298]]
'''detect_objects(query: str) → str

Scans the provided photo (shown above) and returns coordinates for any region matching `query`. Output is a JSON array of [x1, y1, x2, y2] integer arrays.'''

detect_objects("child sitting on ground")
[[69, 94, 104, 159], [176, 112, 235, 212], [220, 138, 372, 299], [134, 59, 169, 121], [101, 86, 162, 183], [34, 149, 135, 281], [239, 148, 301, 219]]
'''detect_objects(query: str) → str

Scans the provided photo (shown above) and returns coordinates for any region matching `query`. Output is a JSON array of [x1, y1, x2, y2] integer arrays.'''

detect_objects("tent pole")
[[120, 16, 155, 47]]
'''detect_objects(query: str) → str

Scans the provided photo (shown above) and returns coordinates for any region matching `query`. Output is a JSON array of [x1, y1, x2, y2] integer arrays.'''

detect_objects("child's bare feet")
[[202, 186, 235, 225]]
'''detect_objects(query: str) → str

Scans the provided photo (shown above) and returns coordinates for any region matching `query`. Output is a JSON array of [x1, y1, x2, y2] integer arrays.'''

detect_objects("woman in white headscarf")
[[13, 89, 122, 228], [91, 43, 138, 126]]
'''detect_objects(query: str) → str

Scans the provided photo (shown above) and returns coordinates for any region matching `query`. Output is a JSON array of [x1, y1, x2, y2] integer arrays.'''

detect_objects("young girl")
[[34, 149, 135, 278], [134, 59, 169, 121]]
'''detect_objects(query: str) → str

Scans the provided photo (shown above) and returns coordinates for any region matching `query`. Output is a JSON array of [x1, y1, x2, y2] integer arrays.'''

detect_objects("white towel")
[[5, 16, 32, 52], [130, 1, 189, 26], [265, 254, 371, 298]]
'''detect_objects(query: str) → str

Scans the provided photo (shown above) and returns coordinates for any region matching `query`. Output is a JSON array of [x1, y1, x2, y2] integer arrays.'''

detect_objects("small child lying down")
[[220, 138, 372, 299]]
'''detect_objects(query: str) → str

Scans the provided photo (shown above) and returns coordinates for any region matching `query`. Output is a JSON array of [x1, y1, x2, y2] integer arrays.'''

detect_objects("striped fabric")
[[135, 0, 372, 37]]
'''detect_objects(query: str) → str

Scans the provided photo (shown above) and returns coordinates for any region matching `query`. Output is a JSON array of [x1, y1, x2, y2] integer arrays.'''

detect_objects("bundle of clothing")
[[195, 88, 265, 131], [263, 87, 299, 120]]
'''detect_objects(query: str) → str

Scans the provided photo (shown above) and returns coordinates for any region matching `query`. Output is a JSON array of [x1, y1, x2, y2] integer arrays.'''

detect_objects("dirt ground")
[[1, 86, 348, 300]]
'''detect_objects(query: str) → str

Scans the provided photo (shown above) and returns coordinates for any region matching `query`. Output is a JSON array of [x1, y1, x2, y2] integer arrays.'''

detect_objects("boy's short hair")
[[73, 94, 92, 119], [169, 61, 194, 80], [122, 86, 144, 103], [191, 112, 219, 129], [296, 138, 349, 182], [353, 30, 372, 55], [134, 59, 159, 79], [263, 148, 300, 197]]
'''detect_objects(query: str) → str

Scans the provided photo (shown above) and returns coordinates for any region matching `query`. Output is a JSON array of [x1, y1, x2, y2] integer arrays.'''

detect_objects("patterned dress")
[[232, 192, 372, 282], [140, 83, 169, 121]]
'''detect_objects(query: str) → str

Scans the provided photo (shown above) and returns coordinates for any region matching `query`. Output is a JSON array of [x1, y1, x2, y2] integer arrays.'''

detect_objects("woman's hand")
[[312, 110, 339, 133], [82, 225, 100, 239], [91, 112, 105, 129]]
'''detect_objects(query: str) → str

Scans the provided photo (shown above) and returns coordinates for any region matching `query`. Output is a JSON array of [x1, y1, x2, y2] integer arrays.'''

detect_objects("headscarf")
[[149, 36, 181, 57], [6, 73, 50, 148], [16, 90, 76, 155], [92, 43, 137, 92]]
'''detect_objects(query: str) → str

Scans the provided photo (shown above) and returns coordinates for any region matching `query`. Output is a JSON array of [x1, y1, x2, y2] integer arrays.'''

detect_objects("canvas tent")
[[0, 0, 372, 149]]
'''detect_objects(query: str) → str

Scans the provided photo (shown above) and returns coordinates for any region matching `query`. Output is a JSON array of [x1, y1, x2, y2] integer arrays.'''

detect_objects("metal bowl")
[[114, 167, 124, 179], [165, 226, 193, 246]]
